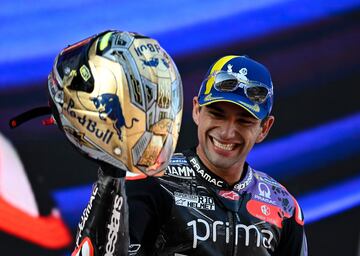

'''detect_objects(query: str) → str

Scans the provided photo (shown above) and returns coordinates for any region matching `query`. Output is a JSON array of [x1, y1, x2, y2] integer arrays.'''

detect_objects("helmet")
[[48, 30, 183, 175]]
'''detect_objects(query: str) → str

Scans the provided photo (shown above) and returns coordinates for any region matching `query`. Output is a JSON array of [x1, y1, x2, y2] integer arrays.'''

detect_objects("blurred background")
[[1, 0, 360, 255]]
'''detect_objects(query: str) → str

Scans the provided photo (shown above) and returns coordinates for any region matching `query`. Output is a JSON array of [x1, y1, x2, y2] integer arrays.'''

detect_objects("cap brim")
[[198, 91, 268, 120]]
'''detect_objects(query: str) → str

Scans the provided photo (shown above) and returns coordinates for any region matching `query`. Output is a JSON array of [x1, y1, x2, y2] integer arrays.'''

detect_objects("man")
[[124, 55, 308, 255], [10, 30, 306, 254], [72, 54, 308, 256]]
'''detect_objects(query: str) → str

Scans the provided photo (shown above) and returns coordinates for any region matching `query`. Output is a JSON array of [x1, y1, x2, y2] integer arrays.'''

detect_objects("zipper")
[[227, 211, 238, 256], [232, 212, 239, 256]]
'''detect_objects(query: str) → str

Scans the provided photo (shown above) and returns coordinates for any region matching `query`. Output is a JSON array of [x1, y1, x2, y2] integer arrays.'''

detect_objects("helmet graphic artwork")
[[48, 30, 183, 175]]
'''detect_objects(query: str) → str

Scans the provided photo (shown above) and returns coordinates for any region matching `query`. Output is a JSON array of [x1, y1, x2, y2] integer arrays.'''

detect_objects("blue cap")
[[198, 55, 273, 120]]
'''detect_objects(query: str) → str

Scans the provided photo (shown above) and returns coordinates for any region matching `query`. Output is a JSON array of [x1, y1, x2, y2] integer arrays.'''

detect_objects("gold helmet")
[[48, 30, 183, 175]]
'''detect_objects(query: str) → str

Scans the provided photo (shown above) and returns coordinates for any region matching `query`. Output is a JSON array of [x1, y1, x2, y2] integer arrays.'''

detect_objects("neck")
[[195, 146, 245, 186]]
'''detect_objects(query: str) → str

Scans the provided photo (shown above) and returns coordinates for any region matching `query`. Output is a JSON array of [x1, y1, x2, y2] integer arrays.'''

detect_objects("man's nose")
[[219, 120, 237, 139]]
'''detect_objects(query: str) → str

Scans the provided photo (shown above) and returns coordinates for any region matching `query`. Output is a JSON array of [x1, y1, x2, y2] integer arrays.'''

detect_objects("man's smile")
[[209, 135, 239, 152]]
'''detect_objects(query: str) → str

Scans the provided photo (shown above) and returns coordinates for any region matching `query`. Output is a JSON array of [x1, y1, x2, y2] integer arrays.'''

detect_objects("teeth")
[[213, 138, 235, 151]]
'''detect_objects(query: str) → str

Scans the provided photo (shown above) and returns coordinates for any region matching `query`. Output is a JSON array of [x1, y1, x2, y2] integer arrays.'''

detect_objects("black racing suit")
[[73, 149, 308, 256]]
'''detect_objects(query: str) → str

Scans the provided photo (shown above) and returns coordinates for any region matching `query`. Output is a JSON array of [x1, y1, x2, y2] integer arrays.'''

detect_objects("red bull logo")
[[90, 94, 138, 140], [141, 57, 159, 67]]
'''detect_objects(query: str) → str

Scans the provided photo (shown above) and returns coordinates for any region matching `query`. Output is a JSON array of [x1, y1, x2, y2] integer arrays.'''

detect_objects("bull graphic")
[[141, 57, 159, 67], [161, 58, 169, 68], [90, 93, 138, 140]]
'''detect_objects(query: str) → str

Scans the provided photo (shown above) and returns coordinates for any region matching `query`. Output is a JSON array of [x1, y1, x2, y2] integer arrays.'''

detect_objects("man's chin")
[[212, 161, 234, 170], [207, 153, 236, 170]]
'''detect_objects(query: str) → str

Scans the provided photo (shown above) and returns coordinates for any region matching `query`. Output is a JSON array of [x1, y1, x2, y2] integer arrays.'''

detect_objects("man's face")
[[192, 97, 274, 173]]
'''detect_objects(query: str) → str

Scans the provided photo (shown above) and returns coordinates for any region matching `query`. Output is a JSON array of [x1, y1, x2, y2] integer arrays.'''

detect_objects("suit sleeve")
[[274, 200, 308, 256], [126, 177, 173, 255], [72, 168, 129, 256]]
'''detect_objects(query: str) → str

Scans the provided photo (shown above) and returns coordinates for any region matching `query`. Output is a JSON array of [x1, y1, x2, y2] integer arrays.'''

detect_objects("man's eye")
[[238, 119, 254, 125], [209, 111, 223, 118]]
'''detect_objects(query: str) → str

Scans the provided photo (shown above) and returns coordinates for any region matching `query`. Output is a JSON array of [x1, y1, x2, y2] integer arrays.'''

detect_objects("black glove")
[[72, 165, 129, 256]]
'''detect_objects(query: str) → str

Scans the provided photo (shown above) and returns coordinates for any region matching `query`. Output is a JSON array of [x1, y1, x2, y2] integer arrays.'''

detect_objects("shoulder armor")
[[253, 170, 284, 188], [251, 169, 301, 222]]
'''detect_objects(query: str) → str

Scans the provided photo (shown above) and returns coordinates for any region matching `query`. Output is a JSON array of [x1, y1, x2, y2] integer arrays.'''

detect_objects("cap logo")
[[239, 101, 260, 112], [204, 93, 223, 102], [205, 56, 238, 95], [227, 64, 248, 82]]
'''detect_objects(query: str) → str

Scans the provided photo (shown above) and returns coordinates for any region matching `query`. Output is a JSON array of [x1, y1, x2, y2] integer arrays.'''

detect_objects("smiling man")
[[72, 54, 308, 256], [124, 55, 308, 255], [193, 101, 273, 186]]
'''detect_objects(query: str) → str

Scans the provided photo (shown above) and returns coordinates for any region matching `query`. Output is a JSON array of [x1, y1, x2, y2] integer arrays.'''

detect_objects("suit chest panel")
[[157, 177, 280, 255]]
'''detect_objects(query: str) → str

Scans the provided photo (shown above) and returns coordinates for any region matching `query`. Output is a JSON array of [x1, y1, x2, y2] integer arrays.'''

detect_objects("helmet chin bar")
[[145, 134, 174, 176]]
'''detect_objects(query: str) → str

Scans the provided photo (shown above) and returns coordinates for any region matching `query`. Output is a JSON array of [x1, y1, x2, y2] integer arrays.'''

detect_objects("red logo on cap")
[[219, 190, 240, 201]]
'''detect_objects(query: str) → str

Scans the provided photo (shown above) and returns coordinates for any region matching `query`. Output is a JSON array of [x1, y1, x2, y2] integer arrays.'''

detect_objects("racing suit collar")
[[183, 148, 253, 190]]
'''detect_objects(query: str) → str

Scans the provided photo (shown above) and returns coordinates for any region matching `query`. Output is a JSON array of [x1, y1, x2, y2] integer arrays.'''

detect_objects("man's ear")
[[192, 96, 200, 126], [256, 116, 275, 143]]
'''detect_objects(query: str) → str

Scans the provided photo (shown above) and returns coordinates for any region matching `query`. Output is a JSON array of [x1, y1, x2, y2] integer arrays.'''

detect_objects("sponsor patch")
[[261, 204, 271, 216], [246, 199, 290, 228], [219, 190, 240, 201], [239, 101, 260, 112], [90, 94, 138, 141], [254, 173, 281, 188], [233, 169, 253, 191], [174, 192, 215, 210], [166, 165, 195, 178], [203, 93, 224, 102], [187, 218, 274, 249], [169, 156, 188, 164], [258, 182, 271, 199], [80, 65, 91, 81], [188, 157, 224, 187], [253, 181, 276, 204], [76, 185, 98, 246], [105, 195, 123, 256], [254, 194, 276, 205]]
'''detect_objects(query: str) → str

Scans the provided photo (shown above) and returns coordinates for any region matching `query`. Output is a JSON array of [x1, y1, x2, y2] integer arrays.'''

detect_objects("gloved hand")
[[10, 30, 182, 256], [72, 165, 129, 256]]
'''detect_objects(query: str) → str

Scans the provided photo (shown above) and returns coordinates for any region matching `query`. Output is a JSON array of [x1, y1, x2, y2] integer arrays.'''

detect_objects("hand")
[[72, 167, 129, 256]]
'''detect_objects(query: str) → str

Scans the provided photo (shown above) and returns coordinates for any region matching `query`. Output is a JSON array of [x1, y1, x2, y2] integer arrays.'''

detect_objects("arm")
[[126, 177, 173, 255], [274, 202, 308, 256], [72, 170, 172, 256], [72, 166, 129, 256]]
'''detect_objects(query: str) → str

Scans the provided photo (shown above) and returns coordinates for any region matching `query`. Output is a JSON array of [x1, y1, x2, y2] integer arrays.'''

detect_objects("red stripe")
[[0, 197, 72, 249], [72, 237, 94, 256], [291, 196, 305, 226], [246, 199, 290, 228], [126, 173, 147, 181]]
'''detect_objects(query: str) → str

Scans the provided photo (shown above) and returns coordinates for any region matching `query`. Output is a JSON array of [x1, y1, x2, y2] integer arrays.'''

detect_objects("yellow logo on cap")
[[240, 101, 260, 112], [204, 93, 223, 102], [204, 55, 239, 95]]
